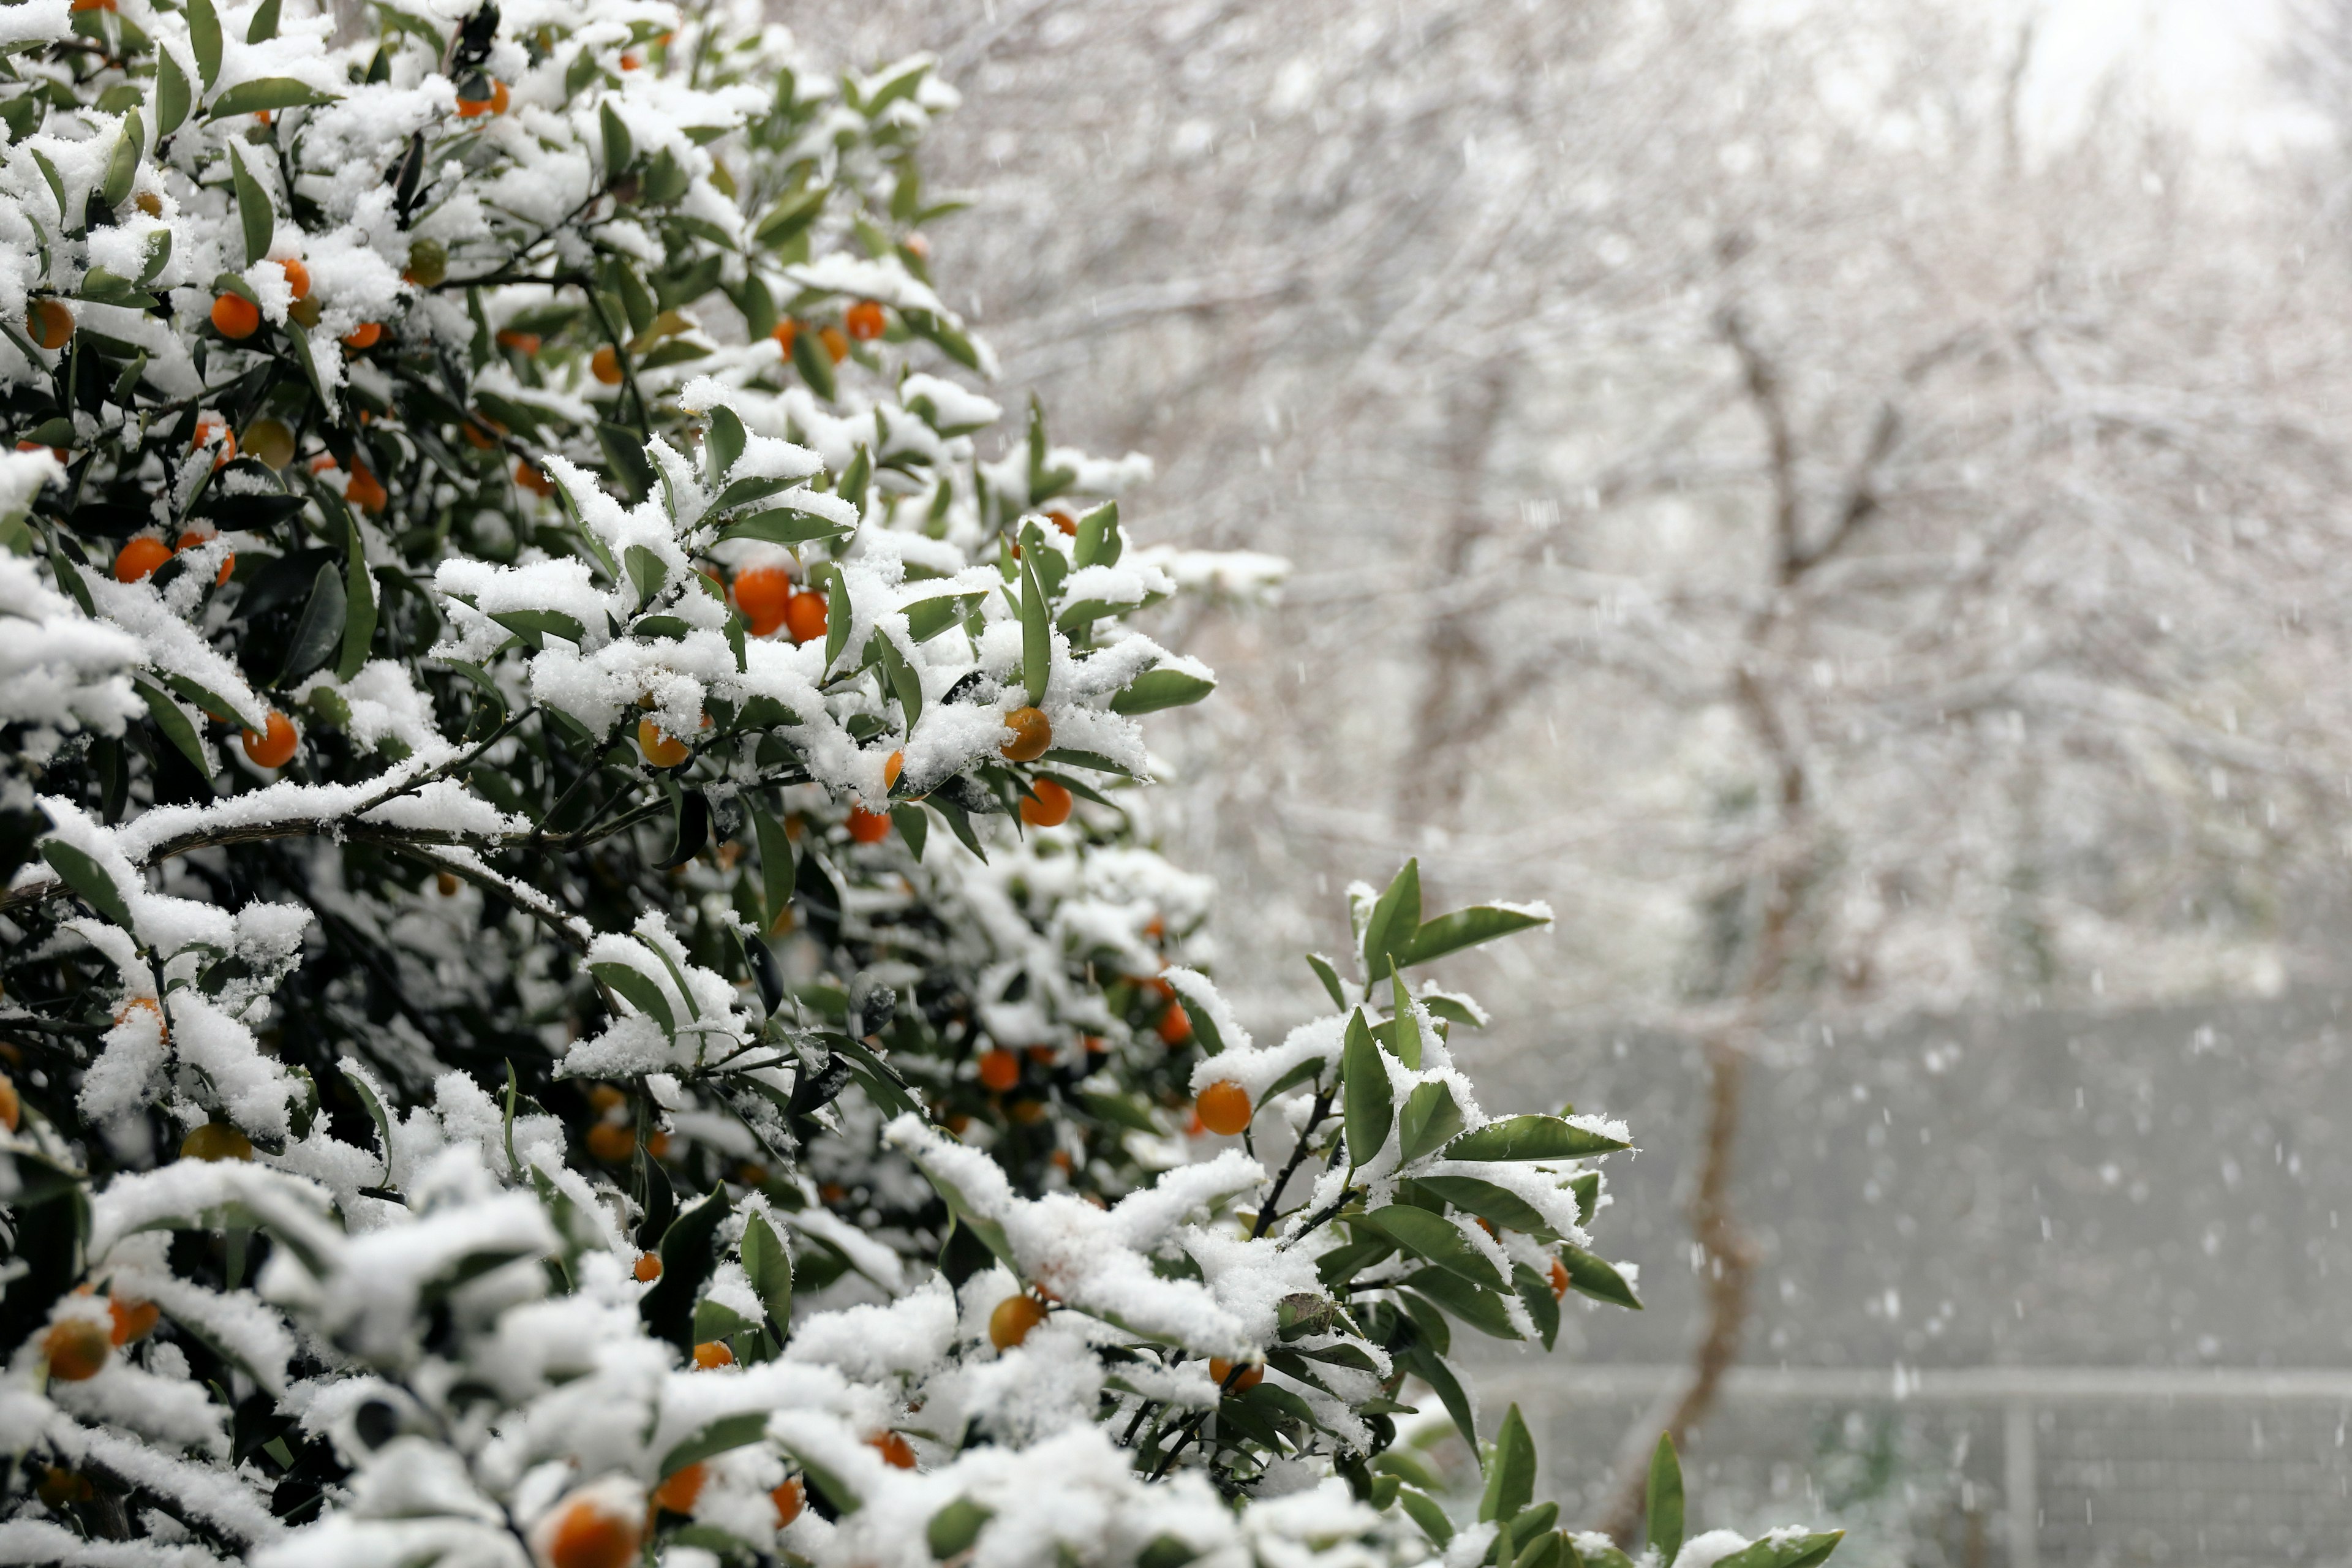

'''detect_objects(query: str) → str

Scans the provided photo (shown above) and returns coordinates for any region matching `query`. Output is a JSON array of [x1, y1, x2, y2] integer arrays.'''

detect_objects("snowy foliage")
[[0, 2, 1839, 1566]]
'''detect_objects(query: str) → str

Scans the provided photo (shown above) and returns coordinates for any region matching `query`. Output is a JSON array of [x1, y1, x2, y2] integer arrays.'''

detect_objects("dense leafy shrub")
[[0, 2, 1839, 1566]]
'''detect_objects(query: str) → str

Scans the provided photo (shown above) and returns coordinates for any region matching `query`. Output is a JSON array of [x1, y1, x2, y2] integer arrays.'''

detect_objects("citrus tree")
[[0, 1, 1841, 1564]]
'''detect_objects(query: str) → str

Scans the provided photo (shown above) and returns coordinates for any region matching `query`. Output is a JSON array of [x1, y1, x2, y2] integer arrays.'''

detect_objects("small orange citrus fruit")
[[999, 706, 1052, 762], [242, 709, 298, 768], [1194, 1080, 1250, 1136]]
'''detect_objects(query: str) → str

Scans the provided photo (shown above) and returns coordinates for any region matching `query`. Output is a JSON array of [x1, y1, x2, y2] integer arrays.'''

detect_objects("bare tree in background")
[[799, 0, 2352, 1541]]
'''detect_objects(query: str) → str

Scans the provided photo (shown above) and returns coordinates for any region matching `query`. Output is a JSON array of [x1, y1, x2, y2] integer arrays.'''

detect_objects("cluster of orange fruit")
[[768, 300, 886, 366], [541, 1476, 809, 1568], [39, 1286, 162, 1383], [728, 564, 828, 643]]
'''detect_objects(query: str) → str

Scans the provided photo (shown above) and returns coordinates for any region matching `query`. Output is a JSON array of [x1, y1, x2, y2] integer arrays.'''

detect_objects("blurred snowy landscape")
[[793, 2, 2352, 1559]]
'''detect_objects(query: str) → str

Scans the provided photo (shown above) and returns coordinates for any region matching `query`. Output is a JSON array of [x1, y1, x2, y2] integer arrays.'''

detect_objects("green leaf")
[[102, 111, 141, 208], [1387, 971, 1423, 1069], [1446, 1115, 1630, 1163], [1362, 1206, 1506, 1292], [658, 1411, 769, 1479], [1645, 1433, 1684, 1562], [1401, 1267, 1521, 1340], [1072, 500, 1120, 568], [1110, 666, 1214, 715], [599, 101, 633, 173], [277, 561, 347, 686], [891, 804, 927, 859], [340, 1065, 394, 1183], [752, 808, 793, 932], [188, 0, 221, 86], [156, 51, 192, 135], [821, 571, 848, 673], [1414, 1176, 1559, 1242], [1340, 1011, 1391, 1170], [245, 0, 280, 42], [624, 543, 666, 606], [1305, 952, 1346, 1009], [1554, 1243, 1641, 1310], [1400, 904, 1553, 968], [489, 608, 587, 649], [752, 185, 826, 249], [717, 507, 845, 549], [1712, 1532, 1845, 1568], [692, 1295, 753, 1343], [704, 405, 745, 483], [132, 677, 212, 780], [906, 591, 981, 643], [336, 514, 375, 680], [1397, 1080, 1467, 1164], [1513, 1261, 1561, 1352], [1397, 1488, 1453, 1548], [286, 321, 336, 420], [1361, 859, 1421, 983], [42, 839, 135, 933], [640, 1185, 729, 1352], [1479, 1404, 1537, 1523], [926, 1498, 991, 1560], [1019, 551, 1051, 707], [1400, 1338, 1477, 1452], [1569, 1172, 1600, 1227], [592, 962, 674, 1036], [790, 323, 835, 399], [205, 78, 337, 120], [739, 1210, 793, 1333]]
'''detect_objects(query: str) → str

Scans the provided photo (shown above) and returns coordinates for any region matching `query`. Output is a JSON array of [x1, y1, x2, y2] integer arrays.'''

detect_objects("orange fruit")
[[113, 536, 172, 582], [989, 1294, 1047, 1350], [590, 345, 623, 385], [114, 996, 166, 1038], [771, 319, 799, 356], [107, 1295, 159, 1346], [818, 325, 847, 363], [544, 1491, 642, 1568], [36, 1468, 94, 1506], [771, 1478, 805, 1527], [638, 716, 690, 767], [844, 300, 886, 341], [589, 1085, 627, 1114], [883, 750, 904, 791], [619, 51, 638, 70], [345, 461, 386, 513], [1046, 510, 1077, 535], [456, 79, 508, 116], [26, 299, 73, 350], [341, 322, 382, 349], [869, 1432, 916, 1469], [244, 417, 296, 472], [1194, 1080, 1250, 1136], [180, 1122, 252, 1161], [585, 1122, 634, 1161], [210, 293, 260, 339], [650, 1463, 704, 1515], [1019, 779, 1072, 828], [646, 1129, 670, 1159], [1207, 1357, 1264, 1392], [998, 706, 1052, 762], [515, 460, 554, 496], [279, 258, 311, 301], [191, 419, 236, 470], [432, 871, 462, 897], [0, 1070, 16, 1132], [692, 1340, 734, 1370], [43, 1319, 110, 1382], [496, 329, 540, 353], [976, 1048, 1019, 1093], [782, 587, 827, 644], [1156, 1001, 1192, 1046], [733, 564, 793, 637], [845, 807, 891, 845], [1548, 1256, 1571, 1300], [633, 1253, 662, 1283], [242, 709, 298, 768]]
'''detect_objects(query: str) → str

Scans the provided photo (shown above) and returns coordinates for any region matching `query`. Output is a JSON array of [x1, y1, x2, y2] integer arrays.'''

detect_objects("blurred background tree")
[[798, 0, 2352, 1536]]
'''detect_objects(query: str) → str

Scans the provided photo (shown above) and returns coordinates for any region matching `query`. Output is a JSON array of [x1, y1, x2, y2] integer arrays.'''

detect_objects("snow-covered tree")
[[0, 2, 1841, 1566]]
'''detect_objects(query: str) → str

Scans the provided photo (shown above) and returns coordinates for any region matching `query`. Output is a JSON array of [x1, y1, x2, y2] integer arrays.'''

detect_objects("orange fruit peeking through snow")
[[1194, 1080, 1250, 1136]]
